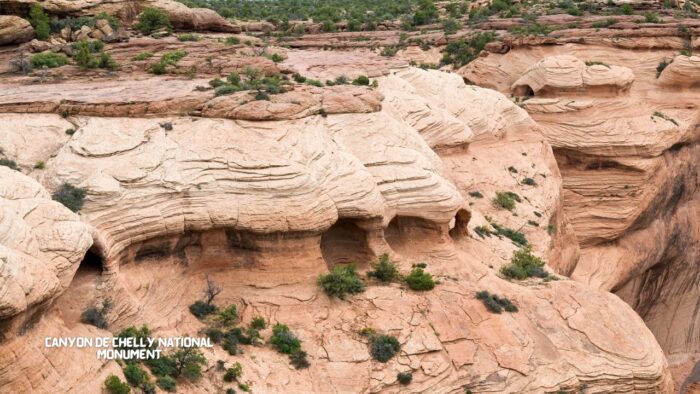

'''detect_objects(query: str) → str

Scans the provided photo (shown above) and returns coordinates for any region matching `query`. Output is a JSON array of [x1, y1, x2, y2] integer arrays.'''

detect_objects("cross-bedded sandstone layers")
[[465, 40, 700, 384], [0, 59, 672, 393]]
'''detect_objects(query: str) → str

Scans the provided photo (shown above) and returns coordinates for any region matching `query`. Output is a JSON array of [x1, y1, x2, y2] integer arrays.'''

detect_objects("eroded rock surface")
[[0, 61, 672, 393]]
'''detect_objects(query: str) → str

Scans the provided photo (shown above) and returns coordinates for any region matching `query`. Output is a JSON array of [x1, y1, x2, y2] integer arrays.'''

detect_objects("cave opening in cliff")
[[385, 215, 444, 254], [449, 209, 471, 241], [321, 219, 374, 269], [78, 248, 103, 274], [514, 84, 535, 98]]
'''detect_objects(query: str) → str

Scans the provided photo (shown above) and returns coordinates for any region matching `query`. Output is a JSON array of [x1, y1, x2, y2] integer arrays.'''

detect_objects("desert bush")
[[267, 53, 284, 62], [493, 191, 519, 211], [223, 362, 243, 382], [135, 7, 172, 34], [225, 36, 240, 45], [305, 78, 324, 87], [189, 300, 218, 319], [73, 40, 118, 70], [656, 58, 670, 78], [352, 75, 370, 85], [367, 253, 399, 282], [205, 327, 224, 343], [468, 191, 483, 198], [178, 33, 201, 41], [521, 177, 537, 186], [443, 17, 461, 35], [585, 60, 610, 68], [405, 268, 435, 291], [441, 32, 495, 68], [475, 290, 518, 313], [214, 84, 241, 96], [104, 375, 130, 394], [145, 355, 177, 378], [10, 51, 33, 74], [0, 159, 18, 170], [397, 371, 412, 385], [500, 247, 548, 279], [133, 52, 154, 61], [34, 161, 46, 169], [380, 46, 398, 57], [490, 222, 528, 246], [217, 305, 239, 326], [290, 350, 310, 369], [251, 316, 266, 329], [270, 323, 301, 354], [156, 375, 176, 392], [31, 52, 68, 68], [81, 299, 112, 329], [123, 363, 148, 387], [171, 347, 207, 382], [317, 265, 366, 299], [29, 5, 50, 40], [52, 183, 87, 212], [370, 335, 400, 362], [149, 49, 187, 74]]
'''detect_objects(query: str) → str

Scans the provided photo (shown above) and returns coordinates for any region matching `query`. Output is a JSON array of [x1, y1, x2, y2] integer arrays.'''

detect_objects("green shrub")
[[223, 362, 243, 382], [123, 363, 148, 387], [29, 5, 50, 40], [335, 75, 349, 84], [104, 375, 130, 394], [227, 73, 241, 85], [33, 161, 46, 170], [205, 327, 224, 343], [31, 52, 68, 68], [475, 290, 518, 313], [585, 60, 610, 68], [656, 58, 670, 78], [305, 78, 324, 87], [352, 75, 370, 85], [0, 159, 18, 170], [80, 299, 112, 329], [222, 333, 240, 355], [405, 268, 435, 291], [178, 33, 201, 41], [270, 323, 301, 354], [225, 36, 240, 45], [189, 300, 218, 319], [468, 191, 484, 198], [267, 53, 284, 62], [521, 177, 536, 186], [133, 52, 154, 61], [149, 49, 188, 74], [619, 4, 634, 15], [209, 78, 226, 88], [52, 183, 87, 212], [653, 111, 679, 126], [370, 335, 400, 362], [140, 381, 156, 394], [217, 305, 239, 326], [491, 223, 528, 246], [293, 73, 306, 83], [156, 375, 176, 392], [172, 347, 207, 382], [397, 371, 412, 385], [146, 355, 177, 377], [135, 7, 172, 34], [317, 265, 366, 299], [380, 46, 398, 57], [493, 191, 518, 211], [443, 17, 461, 35], [507, 166, 517, 173], [367, 253, 399, 282], [441, 32, 495, 68], [214, 84, 241, 96], [290, 350, 310, 369], [500, 247, 548, 280], [643, 12, 660, 23], [73, 41, 118, 70], [251, 316, 266, 329]]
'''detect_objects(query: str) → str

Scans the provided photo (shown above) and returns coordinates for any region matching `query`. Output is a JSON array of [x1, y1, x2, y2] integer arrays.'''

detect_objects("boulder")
[[0, 16, 34, 46]]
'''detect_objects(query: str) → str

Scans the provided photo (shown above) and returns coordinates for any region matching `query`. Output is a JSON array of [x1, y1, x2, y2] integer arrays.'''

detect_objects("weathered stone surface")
[[0, 15, 33, 46]]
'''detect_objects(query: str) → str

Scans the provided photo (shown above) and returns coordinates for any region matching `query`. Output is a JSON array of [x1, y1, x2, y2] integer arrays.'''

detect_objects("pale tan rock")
[[658, 55, 700, 86], [0, 167, 92, 336], [0, 15, 34, 46], [511, 55, 635, 96]]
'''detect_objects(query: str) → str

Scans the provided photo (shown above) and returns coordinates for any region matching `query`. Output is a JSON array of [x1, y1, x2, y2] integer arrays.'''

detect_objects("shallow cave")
[[78, 248, 103, 274], [449, 209, 471, 241], [320, 219, 374, 269], [384, 215, 445, 253]]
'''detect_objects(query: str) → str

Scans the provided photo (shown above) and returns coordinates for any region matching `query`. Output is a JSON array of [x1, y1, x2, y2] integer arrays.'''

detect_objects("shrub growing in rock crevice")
[[135, 7, 172, 34], [405, 267, 435, 291], [370, 334, 400, 362], [52, 182, 87, 212], [317, 265, 366, 299], [81, 298, 112, 329], [104, 375, 130, 394], [270, 323, 310, 369], [500, 247, 548, 280], [475, 291, 518, 313], [367, 253, 399, 282]]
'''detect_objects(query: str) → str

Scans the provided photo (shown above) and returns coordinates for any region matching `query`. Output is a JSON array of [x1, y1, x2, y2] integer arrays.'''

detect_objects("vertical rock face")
[[465, 42, 700, 368], [0, 64, 672, 392], [0, 167, 92, 337]]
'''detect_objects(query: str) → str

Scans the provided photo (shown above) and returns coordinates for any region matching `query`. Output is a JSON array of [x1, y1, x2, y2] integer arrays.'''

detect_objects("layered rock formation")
[[465, 40, 700, 388], [0, 54, 673, 392]]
